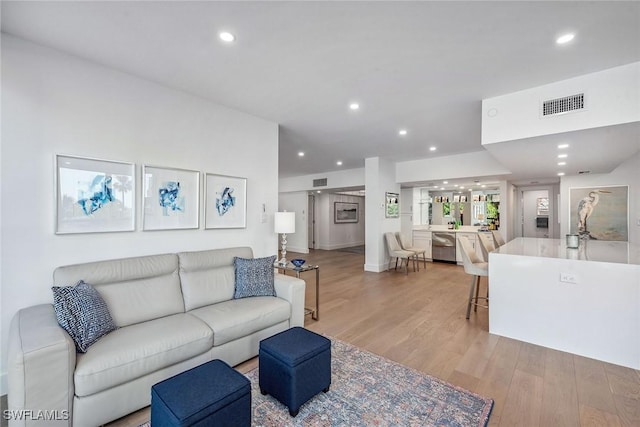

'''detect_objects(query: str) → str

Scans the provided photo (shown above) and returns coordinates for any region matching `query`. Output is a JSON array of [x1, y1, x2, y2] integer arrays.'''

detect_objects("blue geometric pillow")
[[52, 280, 117, 353], [233, 255, 277, 299]]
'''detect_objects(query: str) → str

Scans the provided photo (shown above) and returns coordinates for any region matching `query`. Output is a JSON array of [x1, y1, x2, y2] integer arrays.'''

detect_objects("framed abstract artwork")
[[205, 173, 247, 229], [56, 154, 135, 234], [142, 165, 200, 230], [569, 185, 628, 241], [334, 202, 359, 223]]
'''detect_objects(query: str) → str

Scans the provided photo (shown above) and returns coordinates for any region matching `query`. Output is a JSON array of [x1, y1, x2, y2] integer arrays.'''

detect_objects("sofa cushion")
[[74, 313, 213, 397], [52, 280, 117, 353], [233, 255, 277, 299], [54, 254, 184, 327], [178, 247, 253, 311], [188, 297, 290, 347]]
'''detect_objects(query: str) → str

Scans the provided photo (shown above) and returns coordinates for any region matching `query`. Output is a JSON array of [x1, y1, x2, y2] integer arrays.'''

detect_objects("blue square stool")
[[259, 326, 331, 416], [151, 359, 251, 427]]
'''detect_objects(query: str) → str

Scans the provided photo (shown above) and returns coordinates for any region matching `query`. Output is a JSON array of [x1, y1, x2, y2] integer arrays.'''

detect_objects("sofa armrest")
[[8, 304, 75, 427], [273, 274, 306, 327]]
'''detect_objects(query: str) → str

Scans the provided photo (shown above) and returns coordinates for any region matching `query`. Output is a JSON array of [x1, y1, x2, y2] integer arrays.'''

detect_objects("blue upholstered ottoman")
[[259, 326, 331, 416], [151, 359, 251, 427]]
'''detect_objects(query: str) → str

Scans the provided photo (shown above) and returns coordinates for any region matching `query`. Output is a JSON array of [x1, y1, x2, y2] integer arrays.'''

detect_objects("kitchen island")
[[489, 237, 640, 369]]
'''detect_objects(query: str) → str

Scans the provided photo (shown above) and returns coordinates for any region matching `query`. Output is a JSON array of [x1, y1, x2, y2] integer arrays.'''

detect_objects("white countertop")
[[494, 237, 640, 265], [413, 225, 482, 233]]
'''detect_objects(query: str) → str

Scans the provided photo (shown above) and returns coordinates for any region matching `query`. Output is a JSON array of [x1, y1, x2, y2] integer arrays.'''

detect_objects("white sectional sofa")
[[7, 247, 305, 427]]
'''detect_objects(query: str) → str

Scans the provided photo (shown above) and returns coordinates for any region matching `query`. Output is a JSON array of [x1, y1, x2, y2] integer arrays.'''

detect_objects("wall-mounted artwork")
[[570, 185, 628, 241], [142, 165, 200, 230], [205, 173, 247, 229], [334, 202, 359, 223], [385, 192, 399, 218], [56, 154, 135, 234], [536, 197, 549, 216]]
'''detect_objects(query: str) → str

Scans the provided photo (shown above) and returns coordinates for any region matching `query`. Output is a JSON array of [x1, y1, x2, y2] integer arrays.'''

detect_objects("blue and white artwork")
[[158, 181, 185, 216], [77, 175, 115, 215], [215, 187, 235, 216], [142, 166, 199, 230], [205, 174, 247, 229], [57, 155, 135, 234]]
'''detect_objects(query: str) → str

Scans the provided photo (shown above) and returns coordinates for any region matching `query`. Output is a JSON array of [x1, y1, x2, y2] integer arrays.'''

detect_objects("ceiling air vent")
[[542, 93, 585, 116], [313, 178, 327, 187]]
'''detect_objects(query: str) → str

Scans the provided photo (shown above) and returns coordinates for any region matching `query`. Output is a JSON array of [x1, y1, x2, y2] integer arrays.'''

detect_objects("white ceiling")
[[2, 1, 639, 184]]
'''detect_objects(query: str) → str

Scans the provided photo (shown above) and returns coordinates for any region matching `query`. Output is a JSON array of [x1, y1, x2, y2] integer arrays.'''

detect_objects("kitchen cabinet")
[[412, 230, 432, 260]]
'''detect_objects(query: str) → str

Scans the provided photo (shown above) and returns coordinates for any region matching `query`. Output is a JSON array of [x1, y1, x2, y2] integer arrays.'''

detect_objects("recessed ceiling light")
[[556, 33, 575, 45], [558, 161, 566, 166], [443, 181, 448, 184], [558, 143, 570, 149], [433, 185, 439, 189], [398, 129, 408, 136], [557, 172, 565, 176], [440, 187, 444, 190], [336, 161, 343, 166], [558, 154, 568, 158], [349, 103, 360, 110], [460, 186, 465, 189], [316, 190, 321, 193], [219, 32, 235, 42], [454, 185, 458, 187], [298, 152, 304, 157], [429, 146, 437, 151], [481, 185, 486, 188]]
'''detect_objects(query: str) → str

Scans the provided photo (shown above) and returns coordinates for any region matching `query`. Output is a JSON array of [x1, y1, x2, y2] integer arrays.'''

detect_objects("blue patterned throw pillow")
[[233, 255, 277, 299], [52, 280, 117, 353]]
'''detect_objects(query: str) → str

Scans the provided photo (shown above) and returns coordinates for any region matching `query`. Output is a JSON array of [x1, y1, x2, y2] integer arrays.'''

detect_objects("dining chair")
[[396, 232, 427, 271], [384, 232, 415, 275], [458, 235, 489, 319], [492, 230, 506, 247], [476, 232, 496, 263]]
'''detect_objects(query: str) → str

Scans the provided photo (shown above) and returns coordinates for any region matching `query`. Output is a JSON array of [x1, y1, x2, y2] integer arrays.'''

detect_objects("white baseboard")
[[318, 241, 365, 251], [286, 245, 309, 255], [364, 263, 388, 273]]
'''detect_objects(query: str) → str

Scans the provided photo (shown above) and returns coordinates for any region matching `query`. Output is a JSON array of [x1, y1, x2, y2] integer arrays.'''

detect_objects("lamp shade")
[[274, 212, 295, 234]]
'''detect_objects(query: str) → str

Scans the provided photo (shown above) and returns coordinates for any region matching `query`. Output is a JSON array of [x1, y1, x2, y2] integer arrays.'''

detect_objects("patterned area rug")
[[141, 339, 492, 426]]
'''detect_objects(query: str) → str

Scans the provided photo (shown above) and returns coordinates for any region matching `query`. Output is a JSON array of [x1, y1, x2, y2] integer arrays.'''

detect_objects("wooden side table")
[[275, 263, 320, 320]]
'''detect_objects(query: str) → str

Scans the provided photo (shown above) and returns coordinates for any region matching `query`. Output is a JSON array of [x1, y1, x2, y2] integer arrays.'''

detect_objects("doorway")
[[517, 188, 553, 238]]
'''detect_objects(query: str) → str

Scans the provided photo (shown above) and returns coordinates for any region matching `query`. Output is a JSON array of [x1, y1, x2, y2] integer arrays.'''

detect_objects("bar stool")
[[477, 232, 496, 263], [458, 235, 489, 319], [492, 230, 506, 247]]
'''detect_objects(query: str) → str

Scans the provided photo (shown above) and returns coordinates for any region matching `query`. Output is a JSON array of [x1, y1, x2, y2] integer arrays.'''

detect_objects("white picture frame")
[[205, 173, 247, 229], [56, 154, 135, 234], [142, 165, 200, 231]]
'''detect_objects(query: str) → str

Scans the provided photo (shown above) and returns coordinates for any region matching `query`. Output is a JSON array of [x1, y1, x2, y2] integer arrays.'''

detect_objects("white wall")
[[278, 191, 309, 254], [560, 152, 640, 244], [365, 157, 400, 272], [279, 167, 364, 192], [0, 36, 280, 393], [395, 151, 511, 185], [482, 62, 640, 145], [315, 193, 365, 250]]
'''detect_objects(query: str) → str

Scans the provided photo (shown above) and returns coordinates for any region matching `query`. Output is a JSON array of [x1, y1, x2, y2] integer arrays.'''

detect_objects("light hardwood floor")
[[107, 248, 639, 426]]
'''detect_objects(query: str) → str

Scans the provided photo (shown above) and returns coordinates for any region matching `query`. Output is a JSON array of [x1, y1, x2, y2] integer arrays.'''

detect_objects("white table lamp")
[[274, 211, 295, 265]]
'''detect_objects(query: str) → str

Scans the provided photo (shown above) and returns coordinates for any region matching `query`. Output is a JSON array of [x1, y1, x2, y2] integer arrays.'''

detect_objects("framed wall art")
[[569, 185, 628, 241], [385, 192, 399, 218], [205, 173, 247, 229], [142, 165, 200, 230], [334, 202, 359, 223], [56, 154, 135, 234]]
